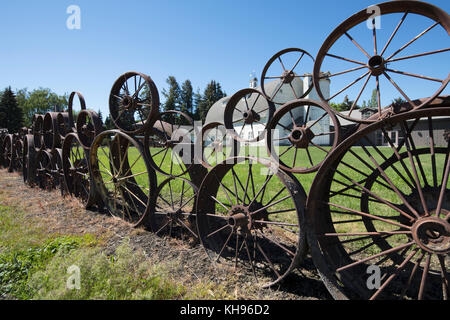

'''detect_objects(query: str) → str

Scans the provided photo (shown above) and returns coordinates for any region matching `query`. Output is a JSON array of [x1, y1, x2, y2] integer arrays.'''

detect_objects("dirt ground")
[[0, 169, 332, 300]]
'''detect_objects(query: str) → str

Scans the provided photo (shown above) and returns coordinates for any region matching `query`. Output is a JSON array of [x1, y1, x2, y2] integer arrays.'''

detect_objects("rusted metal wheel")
[[306, 107, 450, 300], [23, 134, 36, 186], [2, 134, 13, 172], [266, 99, 341, 173], [33, 115, 44, 151], [313, 0, 450, 123], [14, 139, 23, 174], [51, 148, 66, 196], [148, 177, 198, 241], [36, 150, 54, 190], [62, 133, 96, 207], [76, 110, 104, 149], [68, 92, 86, 131], [43, 112, 61, 150], [144, 111, 196, 177], [195, 156, 308, 287], [197, 122, 240, 169], [224, 88, 275, 143], [261, 48, 315, 106], [56, 112, 71, 145], [109, 71, 160, 135], [90, 130, 157, 226], [0, 134, 5, 168]]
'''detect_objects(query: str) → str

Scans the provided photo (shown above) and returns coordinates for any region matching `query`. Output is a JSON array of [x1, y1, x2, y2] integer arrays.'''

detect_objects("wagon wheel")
[[224, 88, 275, 143], [33, 115, 44, 151], [43, 112, 61, 149], [266, 99, 341, 173], [68, 92, 86, 131], [36, 150, 54, 190], [195, 156, 308, 287], [2, 134, 13, 172], [14, 139, 23, 174], [23, 134, 36, 186], [109, 71, 160, 134], [76, 110, 104, 149], [306, 107, 450, 300], [261, 48, 315, 106], [148, 177, 198, 242], [51, 148, 66, 196], [90, 130, 157, 226], [0, 135, 5, 168], [313, 0, 450, 123], [62, 133, 96, 207], [56, 112, 71, 144], [197, 122, 240, 169], [144, 111, 195, 177]]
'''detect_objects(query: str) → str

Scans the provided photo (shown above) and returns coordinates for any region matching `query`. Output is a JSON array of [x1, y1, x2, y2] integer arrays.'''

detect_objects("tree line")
[[1, 77, 226, 133], [330, 89, 406, 112]]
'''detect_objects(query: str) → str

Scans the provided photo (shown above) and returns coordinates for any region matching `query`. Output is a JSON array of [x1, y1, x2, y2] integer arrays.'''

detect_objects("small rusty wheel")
[[197, 122, 240, 169], [261, 48, 315, 106], [23, 134, 36, 186], [76, 110, 104, 149], [2, 134, 13, 172], [224, 88, 275, 143], [306, 107, 450, 300], [56, 112, 71, 144], [90, 130, 157, 226], [313, 1, 450, 123], [62, 133, 96, 207], [33, 115, 44, 151], [266, 99, 341, 173], [14, 139, 23, 174], [144, 111, 196, 177], [51, 148, 66, 196], [36, 150, 54, 190], [109, 71, 160, 135], [148, 177, 199, 241], [43, 112, 62, 149], [68, 92, 86, 131], [195, 156, 308, 287]]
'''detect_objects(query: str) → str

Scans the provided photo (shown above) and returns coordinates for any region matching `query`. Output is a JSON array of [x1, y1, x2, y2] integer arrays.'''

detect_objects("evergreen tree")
[[180, 80, 193, 117], [104, 115, 115, 130], [0, 87, 24, 133], [161, 76, 181, 112], [195, 80, 226, 123], [368, 89, 378, 109]]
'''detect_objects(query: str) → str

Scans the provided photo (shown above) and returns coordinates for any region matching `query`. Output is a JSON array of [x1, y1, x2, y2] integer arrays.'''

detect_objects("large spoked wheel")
[[195, 157, 308, 287], [144, 111, 195, 177], [266, 99, 341, 173], [68, 92, 86, 131], [62, 133, 96, 207], [148, 177, 198, 242], [76, 110, 104, 149], [36, 150, 54, 190], [90, 130, 157, 226], [306, 107, 450, 300], [197, 122, 240, 169], [224, 88, 275, 143], [261, 48, 315, 106], [109, 71, 160, 135], [313, 0, 450, 123]]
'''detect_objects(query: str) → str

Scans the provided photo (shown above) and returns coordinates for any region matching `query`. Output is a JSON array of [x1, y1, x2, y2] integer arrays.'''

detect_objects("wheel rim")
[[306, 107, 450, 300], [313, 0, 450, 123], [196, 156, 308, 287], [90, 130, 157, 226], [261, 48, 315, 106]]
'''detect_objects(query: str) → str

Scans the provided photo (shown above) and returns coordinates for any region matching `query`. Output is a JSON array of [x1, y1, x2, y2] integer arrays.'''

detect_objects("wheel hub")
[[288, 126, 314, 148], [242, 110, 260, 124], [281, 70, 295, 84], [121, 95, 136, 110], [368, 55, 386, 76], [412, 215, 450, 254]]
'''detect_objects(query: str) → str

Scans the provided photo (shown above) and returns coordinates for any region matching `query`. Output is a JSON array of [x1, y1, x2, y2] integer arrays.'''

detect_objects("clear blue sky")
[[0, 0, 449, 117]]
